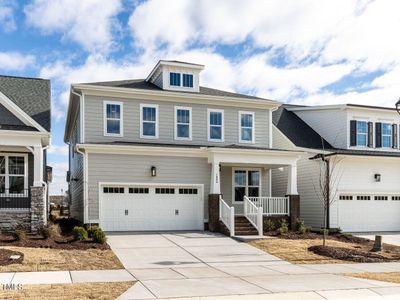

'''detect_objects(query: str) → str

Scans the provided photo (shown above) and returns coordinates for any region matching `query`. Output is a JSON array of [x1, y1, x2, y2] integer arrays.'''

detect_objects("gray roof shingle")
[[0, 75, 51, 132], [82, 79, 268, 101]]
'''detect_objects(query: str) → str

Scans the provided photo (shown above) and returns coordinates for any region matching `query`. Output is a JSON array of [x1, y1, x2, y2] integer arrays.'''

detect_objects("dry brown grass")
[[345, 273, 400, 284], [0, 282, 134, 300], [250, 238, 364, 264], [0, 246, 123, 272]]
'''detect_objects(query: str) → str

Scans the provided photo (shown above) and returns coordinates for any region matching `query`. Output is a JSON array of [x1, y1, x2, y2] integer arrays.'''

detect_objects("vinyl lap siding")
[[84, 95, 270, 147], [293, 109, 347, 149], [87, 154, 210, 221], [69, 115, 84, 222]]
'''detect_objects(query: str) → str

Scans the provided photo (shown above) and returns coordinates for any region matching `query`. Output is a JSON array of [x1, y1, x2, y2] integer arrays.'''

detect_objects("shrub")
[[295, 219, 310, 234], [264, 219, 276, 231], [92, 228, 107, 244], [320, 228, 329, 236], [40, 223, 61, 239], [72, 226, 88, 241], [14, 229, 26, 241], [87, 225, 99, 238], [278, 219, 289, 234]]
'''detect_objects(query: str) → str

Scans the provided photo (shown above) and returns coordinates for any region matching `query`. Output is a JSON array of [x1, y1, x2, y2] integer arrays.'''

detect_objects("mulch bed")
[[0, 235, 110, 250], [0, 248, 24, 265], [309, 245, 392, 263], [266, 231, 371, 245]]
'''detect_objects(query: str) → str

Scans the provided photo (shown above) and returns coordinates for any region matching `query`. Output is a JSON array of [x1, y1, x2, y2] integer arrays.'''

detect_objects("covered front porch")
[[207, 147, 301, 237]]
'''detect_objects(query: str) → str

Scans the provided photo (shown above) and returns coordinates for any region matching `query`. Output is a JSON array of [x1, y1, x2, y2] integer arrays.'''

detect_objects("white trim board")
[[0, 91, 48, 133]]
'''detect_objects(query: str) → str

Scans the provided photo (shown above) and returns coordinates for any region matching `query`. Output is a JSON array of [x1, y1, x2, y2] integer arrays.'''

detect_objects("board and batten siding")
[[220, 166, 270, 214], [69, 113, 84, 222], [292, 109, 347, 149], [84, 95, 270, 147], [87, 153, 211, 221]]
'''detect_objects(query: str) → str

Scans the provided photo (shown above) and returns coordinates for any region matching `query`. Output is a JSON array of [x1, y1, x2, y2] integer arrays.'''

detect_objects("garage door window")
[[179, 188, 198, 195], [103, 187, 124, 193], [155, 188, 175, 194], [129, 187, 149, 194], [356, 195, 370, 200], [392, 196, 400, 201], [374, 196, 388, 201], [339, 195, 353, 200]]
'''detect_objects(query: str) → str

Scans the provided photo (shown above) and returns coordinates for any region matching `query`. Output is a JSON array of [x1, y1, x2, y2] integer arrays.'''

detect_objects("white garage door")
[[100, 185, 203, 231], [338, 194, 400, 232]]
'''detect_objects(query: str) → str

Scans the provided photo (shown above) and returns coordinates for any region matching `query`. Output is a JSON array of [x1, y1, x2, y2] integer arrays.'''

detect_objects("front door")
[[233, 169, 261, 203]]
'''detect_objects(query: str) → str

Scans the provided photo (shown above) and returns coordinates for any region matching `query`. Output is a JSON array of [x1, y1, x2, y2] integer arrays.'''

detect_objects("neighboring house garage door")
[[100, 185, 203, 231], [338, 194, 400, 232]]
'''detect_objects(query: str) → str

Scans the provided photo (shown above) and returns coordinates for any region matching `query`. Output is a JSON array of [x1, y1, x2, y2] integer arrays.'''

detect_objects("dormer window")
[[170, 72, 181, 86], [356, 121, 367, 146], [182, 74, 193, 87], [382, 123, 392, 148]]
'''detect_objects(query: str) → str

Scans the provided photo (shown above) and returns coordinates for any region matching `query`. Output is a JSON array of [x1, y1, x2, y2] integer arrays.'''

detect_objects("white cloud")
[[0, 52, 35, 71], [48, 144, 69, 156], [0, 0, 16, 32], [24, 0, 123, 53], [48, 162, 68, 195]]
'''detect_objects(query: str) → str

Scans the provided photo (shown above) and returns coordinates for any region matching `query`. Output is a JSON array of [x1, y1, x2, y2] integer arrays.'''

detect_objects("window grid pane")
[[142, 106, 157, 137], [183, 74, 193, 87], [382, 123, 392, 147], [170, 72, 181, 86], [240, 113, 253, 141], [209, 111, 223, 140], [106, 103, 121, 135]]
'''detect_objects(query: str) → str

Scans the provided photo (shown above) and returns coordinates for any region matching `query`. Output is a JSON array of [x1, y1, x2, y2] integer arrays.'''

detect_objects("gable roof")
[[81, 79, 269, 101], [0, 75, 51, 132], [273, 104, 334, 150]]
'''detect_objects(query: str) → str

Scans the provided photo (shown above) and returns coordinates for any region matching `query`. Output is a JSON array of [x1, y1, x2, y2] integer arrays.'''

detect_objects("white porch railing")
[[219, 196, 235, 236], [244, 195, 263, 236], [248, 196, 290, 216]]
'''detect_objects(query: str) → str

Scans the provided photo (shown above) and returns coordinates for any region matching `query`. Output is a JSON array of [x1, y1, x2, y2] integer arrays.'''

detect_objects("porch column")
[[33, 146, 43, 187], [210, 161, 221, 194], [286, 162, 298, 195]]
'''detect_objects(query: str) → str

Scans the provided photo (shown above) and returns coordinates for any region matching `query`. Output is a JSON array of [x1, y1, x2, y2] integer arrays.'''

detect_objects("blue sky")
[[1, 0, 399, 194]]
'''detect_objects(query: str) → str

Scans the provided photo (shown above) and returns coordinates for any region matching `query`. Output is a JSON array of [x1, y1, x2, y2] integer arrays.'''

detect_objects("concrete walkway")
[[354, 232, 400, 246], [107, 232, 400, 299]]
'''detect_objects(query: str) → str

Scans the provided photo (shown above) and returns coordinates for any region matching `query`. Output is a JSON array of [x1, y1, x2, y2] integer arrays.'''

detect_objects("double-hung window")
[[356, 121, 367, 146], [170, 72, 181, 86], [233, 169, 261, 203], [140, 104, 158, 138], [182, 74, 193, 87], [239, 111, 255, 143], [382, 123, 392, 148], [0, 154, 27, 196], [175, 106, 192, 140], [104, 101, 123, 136], [208, 109, 224, 142]]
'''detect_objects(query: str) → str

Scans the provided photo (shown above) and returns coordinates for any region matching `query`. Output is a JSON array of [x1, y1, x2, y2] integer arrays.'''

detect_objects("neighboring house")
[[272, 104, 400, 232], [0, 75, 51, 231], [64, 60, 301, 233]]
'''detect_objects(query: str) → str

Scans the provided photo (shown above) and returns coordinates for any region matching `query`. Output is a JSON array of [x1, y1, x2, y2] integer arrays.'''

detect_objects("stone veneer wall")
[[0, 211, 31, 231], [30, 186, 46, 232]]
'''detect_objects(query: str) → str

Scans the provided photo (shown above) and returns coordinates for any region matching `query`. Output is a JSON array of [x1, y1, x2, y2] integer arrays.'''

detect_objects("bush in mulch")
[[308, 245, 391, 263], [0, 249, 24, 266]]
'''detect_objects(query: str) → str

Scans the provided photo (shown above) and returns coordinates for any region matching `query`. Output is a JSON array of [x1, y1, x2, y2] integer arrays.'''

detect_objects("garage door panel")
[[100, 185, 202, 231], [338, 195, 400, 232]]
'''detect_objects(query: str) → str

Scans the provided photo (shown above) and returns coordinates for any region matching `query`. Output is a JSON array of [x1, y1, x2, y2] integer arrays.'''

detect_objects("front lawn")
[[345, 272, 400, 284], [250, 232, 400, 264], [0, 219, 123, 272], [0, 281, 134, 300]]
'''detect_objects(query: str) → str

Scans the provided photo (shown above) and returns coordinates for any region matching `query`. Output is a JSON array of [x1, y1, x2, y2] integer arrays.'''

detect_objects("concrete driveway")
[[107, 232, 400, 299], [354, 232, 400, 246]]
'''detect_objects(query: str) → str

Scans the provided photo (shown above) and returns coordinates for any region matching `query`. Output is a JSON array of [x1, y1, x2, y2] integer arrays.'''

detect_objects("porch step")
[[234, 216, 258, 236]]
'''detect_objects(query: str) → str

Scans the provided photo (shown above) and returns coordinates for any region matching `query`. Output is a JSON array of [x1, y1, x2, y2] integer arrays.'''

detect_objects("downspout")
[[76, 146, 89, 225]]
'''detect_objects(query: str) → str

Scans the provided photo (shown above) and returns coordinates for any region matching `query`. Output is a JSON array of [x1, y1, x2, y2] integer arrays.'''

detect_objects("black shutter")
[[376, 122, 382, 148], [392, 124, 398, 149], [368, 122, 373, 148], [350, 120, 357, 146]]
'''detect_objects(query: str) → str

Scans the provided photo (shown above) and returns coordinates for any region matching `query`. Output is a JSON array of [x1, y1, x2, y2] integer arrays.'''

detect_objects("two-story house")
[[64, 60, 301, 234], [0, 75, 51, 232], [272, 104, 400, 232]]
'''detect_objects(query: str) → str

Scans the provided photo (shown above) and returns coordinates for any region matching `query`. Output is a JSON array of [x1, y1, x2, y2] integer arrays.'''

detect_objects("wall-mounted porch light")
[[151, 166, 157, 177], [374, 173, 381, 182]]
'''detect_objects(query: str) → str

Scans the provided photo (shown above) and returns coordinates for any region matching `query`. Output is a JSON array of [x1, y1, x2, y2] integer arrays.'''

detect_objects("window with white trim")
[[382, 123, 392, 148], [239, 111, 255, 143], [170, 72, 181, 86], [233, 169, 260, 203], [208, 109, 224, 142], [140, 104, 158, 138], [104, 102, 123, 136], [182, 74, 193, 87], [0, 155, 27, 195], [356, 121, 367, 146], [175, 106, 192, 140]]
